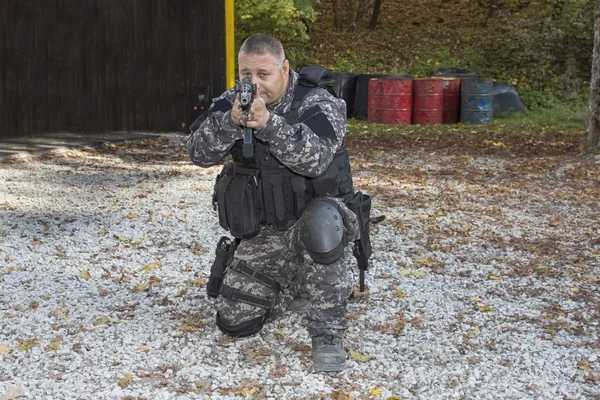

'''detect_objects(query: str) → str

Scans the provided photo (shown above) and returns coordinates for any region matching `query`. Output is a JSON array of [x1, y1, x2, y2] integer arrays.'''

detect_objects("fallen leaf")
[[180, 325, 198, 332], [393, 290, 408, 298], [80, 270, 91, 281], [135, 283, 149, 292], [1, 386, 24, 400], [369, 387, 382, 395], [0, 344, 13, 354], [478, 305, 493, 313], [273, 332, 285, 341], [138, 346, 150, 352], [118, 373, 133, 388], [412, 271, 426, 279], [93, 316, 110, 326], [45, 341, 60, 351], [349, 350, 373, 362], [141, 261, 161, 273], [17, 339, 40, 351]]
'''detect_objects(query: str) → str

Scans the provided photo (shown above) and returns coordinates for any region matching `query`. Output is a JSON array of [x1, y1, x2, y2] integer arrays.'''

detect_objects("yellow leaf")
[[473, 297, 481, 302], [98, 228, 108, 235], [412, 271, 426, 279], [394, 290, 408, 298], [138, 346, 149, 352], [180, 325, 198, 332], [369, 387, 382, 395], [399, 269, 411, 277], [93, 316, 110, 326], [414, 257, 432, 266], [273, 332, 285, 341], [0, 344, 13, 354], [135, 283, 149, 292], [80, 269, 91, 281], [537, 265, 549, 271], [349, 350, 373, 362], [125, 213, 137, 219], [18, 339, 40, 351], [141, 261, 161, 273], [45, 341, 60, 351], [478, 305, 493, 313], [488, 275, 501, 280], [188, 278, 205, 287], [118, 373, 133, 388]]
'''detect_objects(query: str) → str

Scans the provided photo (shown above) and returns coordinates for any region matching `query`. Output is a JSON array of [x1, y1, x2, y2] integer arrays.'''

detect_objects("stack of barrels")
[[362, 75, 493, 125]]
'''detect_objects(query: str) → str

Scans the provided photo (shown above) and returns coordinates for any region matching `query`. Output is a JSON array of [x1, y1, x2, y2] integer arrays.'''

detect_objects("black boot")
[[311, 334, 346, 372]]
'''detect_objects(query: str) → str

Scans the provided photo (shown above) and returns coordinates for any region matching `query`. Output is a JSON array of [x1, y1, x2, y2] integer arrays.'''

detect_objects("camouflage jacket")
[[187, 70, 347, 178]]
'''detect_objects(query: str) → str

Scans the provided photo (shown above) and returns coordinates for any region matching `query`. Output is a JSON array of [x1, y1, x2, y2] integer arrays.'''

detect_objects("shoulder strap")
[[283, 66, 338, 125]]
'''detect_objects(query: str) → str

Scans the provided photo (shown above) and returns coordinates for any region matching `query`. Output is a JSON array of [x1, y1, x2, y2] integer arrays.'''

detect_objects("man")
[[188, 33, 359, 372]]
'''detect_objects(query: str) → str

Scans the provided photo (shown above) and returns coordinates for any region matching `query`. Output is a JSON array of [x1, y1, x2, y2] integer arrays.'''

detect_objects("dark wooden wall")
[[0, 0, 226, 137]]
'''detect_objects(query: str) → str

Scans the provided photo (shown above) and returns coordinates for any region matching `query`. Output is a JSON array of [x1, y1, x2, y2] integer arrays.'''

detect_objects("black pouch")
[[216, 167, 262, 239], [347, 191, 373, 270], [206, 236, 237, 298]]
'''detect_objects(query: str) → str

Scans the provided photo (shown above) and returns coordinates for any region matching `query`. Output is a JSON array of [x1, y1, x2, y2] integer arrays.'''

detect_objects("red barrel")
[[433, 77, 461, 123], [368, 78, 412, 125], [367, 79, 383, 123], [412, 78, 444, 125], [381, 79, 412, 125]]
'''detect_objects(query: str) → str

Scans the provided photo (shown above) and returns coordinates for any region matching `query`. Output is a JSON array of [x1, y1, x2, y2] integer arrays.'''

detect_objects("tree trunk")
[[354, 0, 370, 31], [368, 0, 383, 30], [331, 0, 341, 30], [587, 0, 600, 150]]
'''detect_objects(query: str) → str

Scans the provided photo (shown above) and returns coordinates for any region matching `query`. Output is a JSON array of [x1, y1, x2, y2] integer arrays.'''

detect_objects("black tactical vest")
[[215, 83, 354, 239]]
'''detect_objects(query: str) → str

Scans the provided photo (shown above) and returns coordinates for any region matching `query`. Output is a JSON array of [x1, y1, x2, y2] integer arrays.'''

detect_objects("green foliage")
[[235, 0, 318, 47], [491, 96, 588, 133]]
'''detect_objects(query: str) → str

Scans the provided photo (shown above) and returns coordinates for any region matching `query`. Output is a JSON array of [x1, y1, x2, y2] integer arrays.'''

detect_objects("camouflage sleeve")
[[254, 89, 347, 178], [187, 89, 242, 167]]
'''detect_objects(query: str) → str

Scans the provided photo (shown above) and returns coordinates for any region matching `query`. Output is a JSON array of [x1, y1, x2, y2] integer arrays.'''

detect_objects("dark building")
[[0, 0, 227, 138]]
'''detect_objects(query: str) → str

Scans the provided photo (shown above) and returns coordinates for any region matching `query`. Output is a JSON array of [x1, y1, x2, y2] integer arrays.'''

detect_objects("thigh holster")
[[216, 258, 281, 337]]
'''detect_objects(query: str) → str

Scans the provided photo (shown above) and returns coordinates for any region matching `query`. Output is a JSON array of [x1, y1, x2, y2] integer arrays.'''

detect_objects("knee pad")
[[216, 312, 267, 338], [298, 198, 345, 264]]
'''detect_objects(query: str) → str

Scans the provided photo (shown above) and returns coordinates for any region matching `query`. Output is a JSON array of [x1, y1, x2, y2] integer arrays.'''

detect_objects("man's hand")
[[243, 96, 269, 130], [230, 85, 270, 130]]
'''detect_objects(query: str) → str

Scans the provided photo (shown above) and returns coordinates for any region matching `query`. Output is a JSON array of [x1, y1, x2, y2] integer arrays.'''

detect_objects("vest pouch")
[[290, 176, 309, 217], [217, 168, 262, 239]]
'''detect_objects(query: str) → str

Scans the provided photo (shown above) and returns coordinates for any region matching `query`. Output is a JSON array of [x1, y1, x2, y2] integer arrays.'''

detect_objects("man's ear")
[[282, 59, 290, 76]]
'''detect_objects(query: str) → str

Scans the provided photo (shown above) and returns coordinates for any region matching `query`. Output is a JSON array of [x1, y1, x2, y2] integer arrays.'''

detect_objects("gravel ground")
[[1, 133, 599, 400]]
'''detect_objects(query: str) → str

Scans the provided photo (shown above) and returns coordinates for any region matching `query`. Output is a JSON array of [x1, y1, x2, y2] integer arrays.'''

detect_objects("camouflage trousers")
[[215, 197, 360, 337]]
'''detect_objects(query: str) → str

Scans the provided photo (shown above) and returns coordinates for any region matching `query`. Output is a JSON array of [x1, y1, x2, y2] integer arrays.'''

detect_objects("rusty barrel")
[[432, 77, 461, 123], [368, 78, 413, 125], [355, 73, 413, 120], [412, 78, 444, 125], [367, 79, 383, 123], [460, 78, 494, 124]]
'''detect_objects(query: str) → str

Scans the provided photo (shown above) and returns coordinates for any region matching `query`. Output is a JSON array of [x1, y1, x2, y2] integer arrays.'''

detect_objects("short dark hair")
[[239, 33, 285, 67]]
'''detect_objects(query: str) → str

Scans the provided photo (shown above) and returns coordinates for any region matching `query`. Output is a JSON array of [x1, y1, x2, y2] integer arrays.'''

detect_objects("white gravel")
[[1, 133, 599, 400]]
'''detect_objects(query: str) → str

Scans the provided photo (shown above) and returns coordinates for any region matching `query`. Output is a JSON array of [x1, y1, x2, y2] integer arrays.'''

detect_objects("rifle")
[[347, 191, 385, 292], [235, 77, 257, 158]]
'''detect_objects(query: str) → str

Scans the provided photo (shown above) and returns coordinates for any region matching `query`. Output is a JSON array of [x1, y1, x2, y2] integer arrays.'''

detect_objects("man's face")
[[238, 52, 289, 106]]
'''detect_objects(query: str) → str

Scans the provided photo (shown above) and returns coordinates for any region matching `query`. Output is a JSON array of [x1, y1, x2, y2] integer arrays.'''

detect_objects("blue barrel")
[[460, 78, 493, 124]]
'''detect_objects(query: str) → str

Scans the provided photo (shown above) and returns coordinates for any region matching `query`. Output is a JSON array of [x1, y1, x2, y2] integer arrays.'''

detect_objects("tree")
[[368, 0, 383, 31], [587, 0, 600, 150]]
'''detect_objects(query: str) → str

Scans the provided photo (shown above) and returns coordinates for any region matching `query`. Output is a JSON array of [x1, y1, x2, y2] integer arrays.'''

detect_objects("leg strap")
[[228, 258, 281, 292], [220, 285, 273, 310]]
